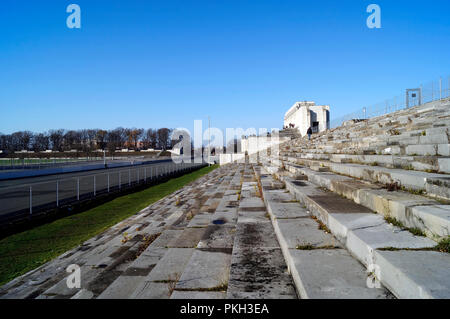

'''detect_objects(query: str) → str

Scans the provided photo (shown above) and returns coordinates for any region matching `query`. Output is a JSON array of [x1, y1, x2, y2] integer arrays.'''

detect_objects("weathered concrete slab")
[[238, 197, 266, 210], [197, 225, 236, 249], [130, 282, 172, 299], [409, 205, 450, 238], [149, 230, 183, 248], [374, 250, 450, 299], [170, 291, 226, 299], [288, 248, 392, 299], [347, 223, 436, 266], [71, 289, 94, 299], [187, 213, 213, 228], [263, 189, 292, 202], [146, 248, 195, 282], [175, 248, 232, 290], [266, 200, 310, 219], [237, 209, 268, 223], [128, 247, 167, 270], [98, 275, 146, 299], [234, 221, 280, 249], [328, 213, 385, 242], [274, 218, 341, 250], [227, 247, 296, 299]]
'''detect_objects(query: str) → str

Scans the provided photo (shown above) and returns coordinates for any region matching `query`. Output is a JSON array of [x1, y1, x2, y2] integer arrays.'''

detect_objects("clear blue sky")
[[1, 0, 449, 136]]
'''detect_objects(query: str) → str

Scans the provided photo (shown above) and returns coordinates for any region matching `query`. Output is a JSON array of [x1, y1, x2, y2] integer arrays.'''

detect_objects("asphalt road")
[[0, 159, 202, 219]]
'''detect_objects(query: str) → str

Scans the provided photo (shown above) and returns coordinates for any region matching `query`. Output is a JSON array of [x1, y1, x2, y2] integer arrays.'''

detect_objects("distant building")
[[284, 101, 330, 136]]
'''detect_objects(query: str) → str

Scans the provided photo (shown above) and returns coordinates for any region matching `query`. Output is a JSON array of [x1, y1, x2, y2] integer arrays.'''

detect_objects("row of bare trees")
[[0, 128, 173, 154]]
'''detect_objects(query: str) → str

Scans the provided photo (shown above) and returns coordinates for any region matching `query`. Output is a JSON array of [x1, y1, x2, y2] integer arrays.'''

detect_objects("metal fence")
[[330, 75, 450, 128], [0, 161, 205, 223]]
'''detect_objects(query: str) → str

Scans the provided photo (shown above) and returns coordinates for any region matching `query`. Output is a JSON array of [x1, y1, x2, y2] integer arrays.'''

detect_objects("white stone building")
[[284, 101, 330, 136]]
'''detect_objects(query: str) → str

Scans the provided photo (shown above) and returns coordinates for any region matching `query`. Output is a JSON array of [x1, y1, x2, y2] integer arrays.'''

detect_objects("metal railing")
[[0, 161, 205, 223], [330, 75, 450, 128]]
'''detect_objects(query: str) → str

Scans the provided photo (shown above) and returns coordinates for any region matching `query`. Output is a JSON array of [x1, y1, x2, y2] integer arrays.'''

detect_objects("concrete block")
[[273, 218, 340, 250], [71, 289, 94, 299], [328, 213, 385, 242], [98, 275, 146, 299], [409, 205, 450, 238], [374, 250, 450, 299], [148, 230, 183, 248], [438, 158, 450, 173], [227, 247, 296, 299], [211, 210, 238, 226], [146, 248, 195, 282], [437, 144, 450, 156], [234, 221, 280, 249], [130, 282, 172, 299], [266, 200, 310, 219], [131, 247, 167, 269], [197, 225, 236, 249], [170, 291, 226, 299], [175, 248, 232, 290], [405, 144, 437, 156], [288, 249, 392, 299], [346, 224, 436, 266], [168, 228, 206, 248]]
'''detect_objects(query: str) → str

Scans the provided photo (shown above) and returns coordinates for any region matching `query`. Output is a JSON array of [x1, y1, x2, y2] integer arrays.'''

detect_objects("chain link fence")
[[330, 76, 450, 128], [0, 161, 205, 225]]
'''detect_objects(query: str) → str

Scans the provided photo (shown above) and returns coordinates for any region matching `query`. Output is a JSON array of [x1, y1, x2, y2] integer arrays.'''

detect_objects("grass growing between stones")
[[384, 216, 426, 237], [0, 164, 219, 286]]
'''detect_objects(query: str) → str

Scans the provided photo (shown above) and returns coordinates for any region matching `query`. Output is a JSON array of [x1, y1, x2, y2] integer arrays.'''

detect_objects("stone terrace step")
[[280, 152, 450, 174], [254, 166, 392, 299], [278, 156, 450, 201], [259, 163, 450, 298]]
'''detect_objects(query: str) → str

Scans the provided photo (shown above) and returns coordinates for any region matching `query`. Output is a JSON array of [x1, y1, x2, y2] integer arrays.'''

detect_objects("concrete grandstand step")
[[260, 164, 450, 298], [254, 166, 393, 299], [280, 162, 450, 241], [226, 168, 297, 299], [280, 156, 450, 200]]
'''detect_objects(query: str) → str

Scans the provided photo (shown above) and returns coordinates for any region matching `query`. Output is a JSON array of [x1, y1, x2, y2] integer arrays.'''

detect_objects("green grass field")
[[0, 164, 218, 286]]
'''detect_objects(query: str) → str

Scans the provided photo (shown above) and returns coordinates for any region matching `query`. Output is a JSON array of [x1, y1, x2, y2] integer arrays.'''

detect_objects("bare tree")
[[9, 131, 33, 151], [106, 127, 126, 154], [63, 130, 82, 151], [143, 129, 157, 149], [49, 129, 65, 151], [32, 133, 50, 152], [96, 130, 108, 150], [157, 128, 172, 150]]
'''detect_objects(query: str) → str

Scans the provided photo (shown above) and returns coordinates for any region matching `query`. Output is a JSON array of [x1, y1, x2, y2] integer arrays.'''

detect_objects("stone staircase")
[[255, 98, 450, 298], [2, 96, 450, 300]]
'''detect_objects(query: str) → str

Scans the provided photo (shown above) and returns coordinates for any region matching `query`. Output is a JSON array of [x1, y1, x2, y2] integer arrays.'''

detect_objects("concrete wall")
[[219, 153, 245, 165], [241, 136, 290, 156]]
